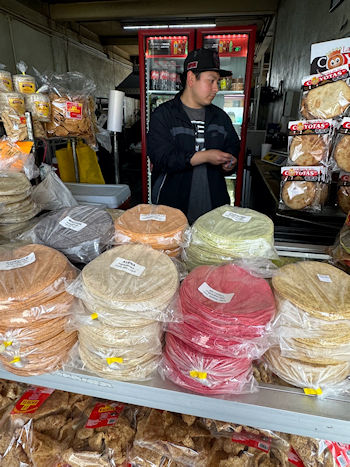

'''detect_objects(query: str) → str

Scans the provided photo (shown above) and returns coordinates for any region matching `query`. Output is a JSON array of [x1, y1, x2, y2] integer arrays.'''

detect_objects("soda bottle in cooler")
[[169, 61, 176, 91], [160, 61, 170, 91], [150, 60, 160, 90]]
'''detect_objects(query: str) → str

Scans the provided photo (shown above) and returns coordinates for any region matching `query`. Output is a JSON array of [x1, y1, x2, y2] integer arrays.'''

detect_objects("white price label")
[[140, 214, 166, 222], [0, 252, 36, 270], [317, 274, 332, 283], [287, 183, 305, 199], [198, 282, 234, 303], [110, 257, 145, 277], [222, 211, 252, 223], [59, 216, 87, 232]]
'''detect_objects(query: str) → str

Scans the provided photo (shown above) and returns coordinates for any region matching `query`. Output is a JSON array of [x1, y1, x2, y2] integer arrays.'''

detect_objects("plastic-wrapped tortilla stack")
[[185, 205, 276, 270], [160, 264, 276, 395], [114, 204, 188, 257], [0, 172, 40, 241], [0, 244, 78, 376], [67, 243, 179, 381], [20, 205, 114, 264], [265, 261, 350, 392]]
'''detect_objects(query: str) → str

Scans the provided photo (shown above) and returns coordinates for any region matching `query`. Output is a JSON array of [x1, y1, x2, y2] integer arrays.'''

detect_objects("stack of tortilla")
[[265, 261, 350, 390], [0, 244, 78, 376], [21, 205, 114, 264], [70, 244, 179, 381], [114, 204, 188, 257], [185, 206, 276, 270], [0, 172, 40, 241]]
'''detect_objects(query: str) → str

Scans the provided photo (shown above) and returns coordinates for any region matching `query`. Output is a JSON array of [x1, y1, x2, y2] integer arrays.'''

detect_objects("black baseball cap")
[[183, 48, 232, 77]]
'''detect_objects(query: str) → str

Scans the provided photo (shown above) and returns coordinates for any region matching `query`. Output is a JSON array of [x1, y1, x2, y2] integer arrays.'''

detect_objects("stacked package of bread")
[[67, 244, 179, 381], [185, 205, 277, 271], [20, 205, 115, 264], [0, 244, 78, 376], [160, 263, 276, 394], [279, 64, 350, 213], [0, 172, 40, 242], [114, 204, 188, 257], [265, 261, 350, 393]]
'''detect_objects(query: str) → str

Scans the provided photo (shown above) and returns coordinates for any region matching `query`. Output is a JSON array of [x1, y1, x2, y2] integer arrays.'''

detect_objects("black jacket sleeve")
[[223, 112, 241, 159], [147, 107, 194, 174]]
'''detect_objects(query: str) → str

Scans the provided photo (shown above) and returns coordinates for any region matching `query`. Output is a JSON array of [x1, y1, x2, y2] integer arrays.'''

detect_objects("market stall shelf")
[[0, 367, 349, 444]]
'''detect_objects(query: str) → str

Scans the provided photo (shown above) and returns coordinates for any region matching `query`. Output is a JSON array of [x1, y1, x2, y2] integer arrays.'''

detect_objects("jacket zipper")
[[156, 174, 167, 204]]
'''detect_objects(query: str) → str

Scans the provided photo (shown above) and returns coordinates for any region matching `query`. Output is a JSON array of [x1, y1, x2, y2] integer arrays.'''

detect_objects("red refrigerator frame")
[[197, 26, 256, 206], [138, 28, 196, 203], [139, 25, 256, 206]]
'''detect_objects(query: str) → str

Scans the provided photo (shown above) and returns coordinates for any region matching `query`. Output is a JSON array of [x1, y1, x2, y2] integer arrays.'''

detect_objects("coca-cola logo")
[[304, 67, 348, 86], [282, 168, 319, 177], [290, 121, 330, 131]]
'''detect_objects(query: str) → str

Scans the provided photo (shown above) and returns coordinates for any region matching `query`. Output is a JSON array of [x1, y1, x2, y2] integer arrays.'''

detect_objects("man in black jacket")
[[147, 48, 240, 223]]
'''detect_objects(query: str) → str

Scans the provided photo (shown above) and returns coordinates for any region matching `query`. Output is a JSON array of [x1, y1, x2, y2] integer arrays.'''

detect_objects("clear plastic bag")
[[44, 71, 97, 148], [19, 205, 114, 264], [114, 204, 188, 258], [25, 92, 50, 122], [66, 243, 181, 322], [328, 213, 350, 268], [0, 243, 78, 325], [332, 118, 350, 172], [0, 137, 38, 179], [166, 263, 275, 359], [0, 387, 94, 466], [0, 92, 27, 141], [185, 205, 278, 270], [279, 166, 329, 212], [300, 65, 350, 119], [287, 120, 333, 166], [60, 400, 137, 466], [0, 64, 13, 92], [66, 342, 161, 382], [264, 346, 350, 393], [132, 408, 212, 466], [13, 61, 36, 94], [160, 333, 257, 395], [32, 165, 78, 210], [290, 435, 350, 467]]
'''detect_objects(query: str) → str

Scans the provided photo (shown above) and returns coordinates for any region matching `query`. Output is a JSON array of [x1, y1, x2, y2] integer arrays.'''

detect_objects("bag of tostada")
[[287, 119, 334, 166], [300, 65, 350, 120], [279, 165, 330, 212], [331, 117, 350, 173]]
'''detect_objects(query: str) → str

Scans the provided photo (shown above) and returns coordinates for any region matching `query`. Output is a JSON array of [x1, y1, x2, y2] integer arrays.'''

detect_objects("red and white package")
[[85, 401, 125, 428], [324, 441, 350, 467], [332, 118, 350, 172], [288, 120, 333, 166], [279, 166, 329, 212], [11, 386, 54, 415], [301, 65, 350, 119]]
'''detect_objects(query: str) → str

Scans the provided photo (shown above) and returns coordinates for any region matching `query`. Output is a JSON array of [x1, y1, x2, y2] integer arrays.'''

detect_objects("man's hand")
[[222, 156, 237, 172], [191, 149, 233, 166]]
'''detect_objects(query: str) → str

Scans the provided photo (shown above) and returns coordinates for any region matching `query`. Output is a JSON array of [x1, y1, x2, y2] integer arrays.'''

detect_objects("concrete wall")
[[0, 9, 132, 97], [268, 0, 350, 125]]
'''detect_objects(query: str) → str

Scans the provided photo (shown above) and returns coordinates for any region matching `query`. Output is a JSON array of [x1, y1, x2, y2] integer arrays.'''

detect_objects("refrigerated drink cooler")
[[139, 26, 256, 205]]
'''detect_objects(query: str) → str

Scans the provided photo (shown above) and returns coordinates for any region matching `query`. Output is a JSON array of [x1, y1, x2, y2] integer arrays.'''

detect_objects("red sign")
[[11, 387, 54, 415], [66, 101, 83, 120], [85, 401, 124, 428]]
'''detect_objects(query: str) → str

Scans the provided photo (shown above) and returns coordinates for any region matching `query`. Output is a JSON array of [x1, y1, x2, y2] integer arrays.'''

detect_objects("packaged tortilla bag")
[[337, 171, 350, 214], [301, 65, 350, 120], [279, 166, 329, 213], [45, 72, 97, 148], [288, 119, 333, 166], [332, 117, 350, 172]]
